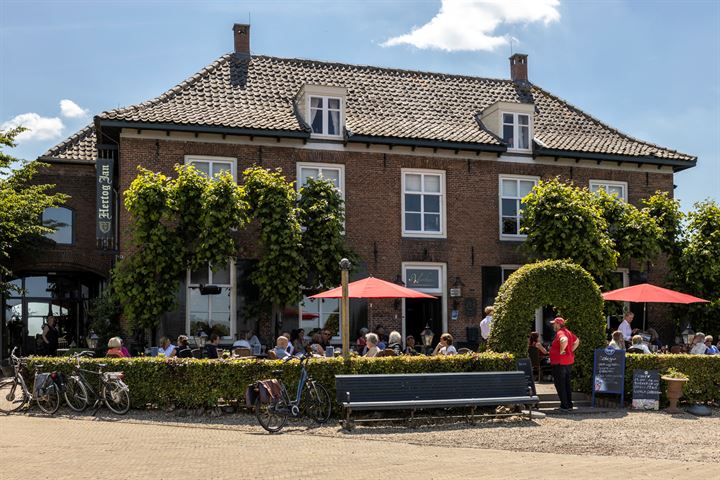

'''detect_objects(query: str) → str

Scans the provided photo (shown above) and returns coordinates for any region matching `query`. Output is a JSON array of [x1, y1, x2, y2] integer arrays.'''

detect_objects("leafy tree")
[[0, 127, 67, 296], [521, 178, 618, 284], [642, 191, 684, 257]]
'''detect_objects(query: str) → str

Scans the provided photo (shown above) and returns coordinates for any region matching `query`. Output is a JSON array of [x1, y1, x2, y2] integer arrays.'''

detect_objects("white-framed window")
[[184, 155, 237, 182], [501, 265, 521, 283], [308, 96, 343, 138], [296, 163, 345, 199], [41, 207, 73, 245], [187, 261, 235, 340], [298, 296, 340, 334], [402, 169, 446, 238], [501, 112, 532, 152], [499, 175, 538, 240], [589, 180, 628, 202]]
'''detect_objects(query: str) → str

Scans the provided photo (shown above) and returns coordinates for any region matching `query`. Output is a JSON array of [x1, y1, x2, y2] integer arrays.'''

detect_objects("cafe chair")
[[670, 346, 683, 354], [233, 347, 253, 357], [377, 349, 397, 357], [191, 348, 202, 359], [457, 348, 472, 354], [528, 346, 551, 382], [266, 350, 277, 360], [626, 346, 645, 354]]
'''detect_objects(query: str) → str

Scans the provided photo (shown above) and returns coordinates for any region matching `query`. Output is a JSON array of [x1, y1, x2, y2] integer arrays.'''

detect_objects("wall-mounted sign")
[[451, 309, 459, 321], [449, 287, 462, 297], [96, 157, 114, 247], [405, 268, 440, 290]]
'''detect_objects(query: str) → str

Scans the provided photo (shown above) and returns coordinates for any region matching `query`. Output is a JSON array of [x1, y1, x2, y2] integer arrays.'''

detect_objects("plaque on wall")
[[463, 298, 477, 317]]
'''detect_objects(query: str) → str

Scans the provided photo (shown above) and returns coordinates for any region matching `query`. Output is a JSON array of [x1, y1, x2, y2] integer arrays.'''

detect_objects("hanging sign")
[[96, 157, 114, 246]]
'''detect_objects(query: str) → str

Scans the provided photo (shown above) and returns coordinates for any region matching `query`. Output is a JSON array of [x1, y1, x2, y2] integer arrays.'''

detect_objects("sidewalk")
[[0, 415, 706, 479]]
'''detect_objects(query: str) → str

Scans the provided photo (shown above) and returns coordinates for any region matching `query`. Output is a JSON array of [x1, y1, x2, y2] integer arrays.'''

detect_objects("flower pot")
[[661, 376, 688, 413]]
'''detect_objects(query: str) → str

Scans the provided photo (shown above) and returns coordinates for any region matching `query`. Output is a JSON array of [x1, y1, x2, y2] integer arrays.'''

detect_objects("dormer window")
[[309, 96, 342, 137], [502, 112, 531, 151]]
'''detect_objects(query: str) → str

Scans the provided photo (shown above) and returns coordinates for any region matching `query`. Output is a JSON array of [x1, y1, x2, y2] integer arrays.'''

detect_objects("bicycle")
[[0, 347, 62, 415], [254, 352, 332, 433], [63, 351, 130, 415]]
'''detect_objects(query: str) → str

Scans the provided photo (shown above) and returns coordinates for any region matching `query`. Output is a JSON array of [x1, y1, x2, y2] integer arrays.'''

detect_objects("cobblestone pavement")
[[0, 411, 714, 479]]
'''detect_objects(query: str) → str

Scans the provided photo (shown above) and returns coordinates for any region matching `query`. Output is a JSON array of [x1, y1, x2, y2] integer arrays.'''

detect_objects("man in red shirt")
[[548, 317, 580, 411]]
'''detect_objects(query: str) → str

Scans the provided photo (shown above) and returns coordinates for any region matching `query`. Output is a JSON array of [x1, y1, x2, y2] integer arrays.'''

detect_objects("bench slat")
[[343, 395, 539, 410]]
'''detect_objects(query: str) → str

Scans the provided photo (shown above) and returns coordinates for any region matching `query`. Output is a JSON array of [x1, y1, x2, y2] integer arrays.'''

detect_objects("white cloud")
[[382, 0, 561, 52], [1, 113, 64, 142], [59, 99, 89, 118]]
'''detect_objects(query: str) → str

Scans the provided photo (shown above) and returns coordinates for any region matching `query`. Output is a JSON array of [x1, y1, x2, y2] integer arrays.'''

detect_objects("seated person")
[[159, 336, 176, 357], [205, 333, 220, 359], [106, 337, 128, 358], [689, 332, 707, 355], [309, 333, 325, 356], [608, 331, 625, 350], [232, 331, 252, 350], [364, 333, 380, 357], [704, 335, 718, 355], [628, 335, 650, 354], [356, 328, 369, 347], [273, 336, 291, 359], [434, 333, 457, 356], [281, 331, 294, 355], [647, 328, 663, 349], [528, 332, 549, 364], [374, 326, 388, 350], [290, 329, 306, 353], [175, 335, 193, 358], [387, 330, 403, 355], [404, 335, 418, 355]]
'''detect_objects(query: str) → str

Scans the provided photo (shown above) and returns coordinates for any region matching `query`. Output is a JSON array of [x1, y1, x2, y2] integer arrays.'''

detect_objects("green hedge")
[[624, 354, 720, 404], [25, 353, 516, 410]]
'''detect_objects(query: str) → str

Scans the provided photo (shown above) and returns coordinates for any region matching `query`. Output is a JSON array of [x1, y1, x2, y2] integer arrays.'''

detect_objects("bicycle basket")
[[102, 372, 124, 382], [257, 379, 283, 404]]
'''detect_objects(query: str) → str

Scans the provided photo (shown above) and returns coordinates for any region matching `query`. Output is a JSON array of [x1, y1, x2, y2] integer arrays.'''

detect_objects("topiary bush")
[[487, 259, 606, 390]]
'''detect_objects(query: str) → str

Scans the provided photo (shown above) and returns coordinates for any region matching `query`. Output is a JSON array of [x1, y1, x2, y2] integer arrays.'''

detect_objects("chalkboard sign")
[[632, 369, 660, 410], [516, 358, 536, 396], [592, 348, 626, 407]]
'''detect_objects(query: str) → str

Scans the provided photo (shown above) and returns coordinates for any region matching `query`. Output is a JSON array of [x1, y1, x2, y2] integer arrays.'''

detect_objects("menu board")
[[632, 370, 660, 410], [593, 348, 626, 394]]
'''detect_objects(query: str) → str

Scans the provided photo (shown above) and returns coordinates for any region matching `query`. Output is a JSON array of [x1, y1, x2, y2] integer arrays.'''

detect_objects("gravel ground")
[[32, 405, 720, 464]]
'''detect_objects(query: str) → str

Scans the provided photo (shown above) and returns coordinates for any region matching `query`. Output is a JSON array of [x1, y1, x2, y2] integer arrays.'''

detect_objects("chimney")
[[233, 23, 250, 56], [509, 53, 528, 83]]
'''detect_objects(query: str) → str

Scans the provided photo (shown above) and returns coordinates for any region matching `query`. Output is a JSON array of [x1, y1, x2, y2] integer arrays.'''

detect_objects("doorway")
[[405, 298, 443, 348]]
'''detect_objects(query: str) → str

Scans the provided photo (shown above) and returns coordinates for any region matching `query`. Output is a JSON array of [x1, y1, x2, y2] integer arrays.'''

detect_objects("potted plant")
[[661, 367, 689, 413]]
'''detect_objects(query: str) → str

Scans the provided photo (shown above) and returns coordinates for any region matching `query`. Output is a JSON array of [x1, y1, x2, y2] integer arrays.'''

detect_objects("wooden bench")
[[335, 371, 539, 430]]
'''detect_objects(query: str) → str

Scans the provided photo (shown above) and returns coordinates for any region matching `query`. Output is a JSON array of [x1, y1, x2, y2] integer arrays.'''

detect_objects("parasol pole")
[[643, 302, 647, 331], [340, 258, 351, 359]]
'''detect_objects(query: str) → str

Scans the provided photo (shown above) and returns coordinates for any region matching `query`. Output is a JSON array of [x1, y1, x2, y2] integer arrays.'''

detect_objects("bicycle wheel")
[[303, 381, 332, 424], [36, 383, 60, 415], [103, 380, 130, 415], [64, 376, 89, 412], [255, 397, 288, 433], [0, 379, 27, 413]]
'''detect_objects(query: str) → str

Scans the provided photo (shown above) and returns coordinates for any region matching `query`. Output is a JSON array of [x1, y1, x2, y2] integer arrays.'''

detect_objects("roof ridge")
[[252, 53, 514, 84], [99, 54, 234, 118], [532, 84, 696, 160], [41, 124, 95, 158]]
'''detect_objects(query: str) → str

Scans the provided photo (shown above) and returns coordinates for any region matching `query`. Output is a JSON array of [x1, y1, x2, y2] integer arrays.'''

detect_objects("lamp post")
[[421, 323, 434, 355], [197, 331, 208, 358], [340, 258, 352, 359], [87, 332, 99, 350], [681, 324, 694, 346]]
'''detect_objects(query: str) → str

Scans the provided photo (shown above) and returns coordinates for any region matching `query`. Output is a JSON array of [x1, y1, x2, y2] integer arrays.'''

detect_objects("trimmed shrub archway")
[[487, 260, 606, 388]]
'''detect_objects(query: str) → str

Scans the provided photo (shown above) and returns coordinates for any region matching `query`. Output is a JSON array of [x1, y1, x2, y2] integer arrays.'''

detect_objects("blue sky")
[[1, 0, 718, 210]]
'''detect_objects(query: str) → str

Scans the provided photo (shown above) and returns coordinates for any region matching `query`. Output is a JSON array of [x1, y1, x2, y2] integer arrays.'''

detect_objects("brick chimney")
[[233, 23, 250, 56], [509, 53, 528, 83]]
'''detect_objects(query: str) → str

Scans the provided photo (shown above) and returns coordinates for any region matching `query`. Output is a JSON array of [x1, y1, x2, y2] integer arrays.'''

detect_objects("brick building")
[[2, 24, 696, 358]]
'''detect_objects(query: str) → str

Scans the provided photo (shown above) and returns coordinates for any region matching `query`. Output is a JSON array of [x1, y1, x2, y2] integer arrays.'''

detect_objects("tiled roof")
[[48, 54, 695, 163], [40, 124, 96, 162]]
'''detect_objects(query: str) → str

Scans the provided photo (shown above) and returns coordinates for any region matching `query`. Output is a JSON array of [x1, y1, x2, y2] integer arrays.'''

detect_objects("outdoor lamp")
[[421, 323, 434, 352], [197, 331, 208, 349], [681, 324, 694, 345], [87, 332, 99, 350]]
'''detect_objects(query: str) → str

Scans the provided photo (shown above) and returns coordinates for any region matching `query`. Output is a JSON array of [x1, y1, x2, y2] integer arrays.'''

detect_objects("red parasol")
[[309, 276, 436, 299]]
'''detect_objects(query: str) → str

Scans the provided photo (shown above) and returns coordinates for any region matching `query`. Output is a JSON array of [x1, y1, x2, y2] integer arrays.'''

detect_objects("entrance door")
[[405, 298, 443, 348]]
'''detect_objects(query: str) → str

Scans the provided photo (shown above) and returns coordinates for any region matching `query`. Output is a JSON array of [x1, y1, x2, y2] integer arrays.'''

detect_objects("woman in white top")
[[689, 332, 708, 355], [158, 336, 176, 357], [434, 333, 457, 356]]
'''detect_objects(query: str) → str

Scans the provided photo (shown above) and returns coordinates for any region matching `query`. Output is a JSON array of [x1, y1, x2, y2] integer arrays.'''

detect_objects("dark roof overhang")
[[346, 134, 507, 154], [96, 119, 310, 140], [533, 148, 697, 172]]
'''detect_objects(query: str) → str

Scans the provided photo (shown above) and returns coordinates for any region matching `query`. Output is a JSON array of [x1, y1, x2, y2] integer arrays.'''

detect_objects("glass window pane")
[[189, 289, 209, 322], [311, 108, 323, 134], [405, 213, 421, 231], [328, 109, 340, 135], [519, 126, 529, 149], [211, 162, 232, 178], [502, 198, 518, 216], [301, 296, 320, 316], [405, 174, 421, 192], [191, 161, 210, 177], [300, 167, 319, 187], [320, 298, 340, 333], [211, 263, 231, 285], [424, 175, 440, 193], [518, 115, 529, 125], [319, 168, 340, 188], [310, 97, 323, 108], [405, 194, 421, 212], [328, 98, 340, 109], [519, 180, 535, 197], [424, 195, 440, 213], [190, 268, 208, 285], [28, 317, 45, 337], [210, 289, 231, 337], [25, 276, 50, 298], [502, 217, 518, 235], [43, 207, 72, 244], [503, 125, 514, 146], [590, 183, 601, 193], [503, 113, 514, 124], [502, 179, 518, 197], [608, 186, 624, 197], [424, 214, 441, 232]]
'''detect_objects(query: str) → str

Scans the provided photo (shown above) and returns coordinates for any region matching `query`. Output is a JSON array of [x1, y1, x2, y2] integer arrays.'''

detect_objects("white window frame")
[[589, 180, 628, 202], [501, 264, 522, 283], [499, 175, 539, 241], [186, 260, 236, 340], [184, 155, 237, 182], [307, 95, 344, 139], [401, 262, 447, 344], [298, 296, 340, 338], [501, 111, 532, 153], [296, 162, 345, 201], [401, 169, 447, 239]]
